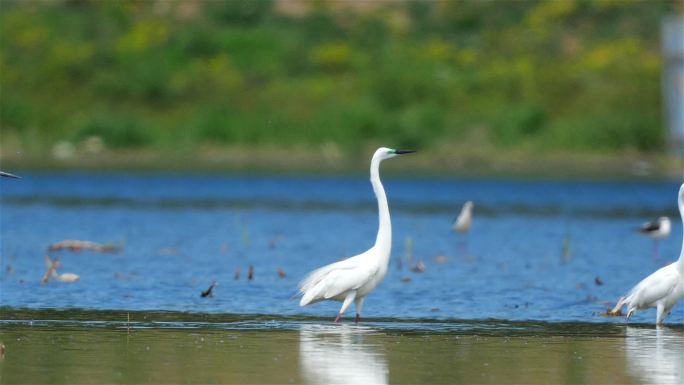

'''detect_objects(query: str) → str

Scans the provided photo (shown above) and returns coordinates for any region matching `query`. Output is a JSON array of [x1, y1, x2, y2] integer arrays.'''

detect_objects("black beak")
[[395, 150, 416, 155], [0, 171, 20, 179]]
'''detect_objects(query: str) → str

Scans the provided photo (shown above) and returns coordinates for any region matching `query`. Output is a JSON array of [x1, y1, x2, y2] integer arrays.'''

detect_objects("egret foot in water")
[[608, 296, 626, 316]]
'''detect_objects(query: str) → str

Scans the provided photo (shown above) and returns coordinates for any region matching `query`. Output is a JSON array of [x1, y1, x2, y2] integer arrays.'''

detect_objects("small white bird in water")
[[452, 201, 474, 233], [298, 147, 415, 322], [611, 184, 684, 325], [636, 216, 671, 259]]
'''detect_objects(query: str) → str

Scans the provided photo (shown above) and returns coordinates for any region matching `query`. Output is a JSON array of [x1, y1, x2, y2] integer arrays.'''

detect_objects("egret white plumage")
[[298, 147, 415, 322], [636, 216, 671, 259], [611, 183, 684, 325], [452, 201, 473, 233]]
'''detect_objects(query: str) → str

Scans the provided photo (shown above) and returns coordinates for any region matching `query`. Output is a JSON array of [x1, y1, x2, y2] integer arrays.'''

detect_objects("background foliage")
[[0, 0, 679, 166]]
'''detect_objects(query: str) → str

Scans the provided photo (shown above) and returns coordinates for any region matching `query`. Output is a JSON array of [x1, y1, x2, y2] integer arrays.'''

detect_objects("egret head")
[[464, 201, 474, 210], [375, 147, 416, 161]]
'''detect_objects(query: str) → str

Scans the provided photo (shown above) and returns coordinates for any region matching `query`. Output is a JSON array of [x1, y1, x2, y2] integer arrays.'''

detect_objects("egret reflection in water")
[[624, 326, 684, 385], [299, 324, 388, 385]]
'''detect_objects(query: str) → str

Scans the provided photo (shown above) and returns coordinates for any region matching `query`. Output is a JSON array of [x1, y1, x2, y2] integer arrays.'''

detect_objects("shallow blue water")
[[1, 173, 682, 324]]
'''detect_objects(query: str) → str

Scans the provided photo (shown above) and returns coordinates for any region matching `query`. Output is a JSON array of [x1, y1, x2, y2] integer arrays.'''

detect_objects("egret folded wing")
[[625, 265, 678, 309], [299, 258, 375, 306]]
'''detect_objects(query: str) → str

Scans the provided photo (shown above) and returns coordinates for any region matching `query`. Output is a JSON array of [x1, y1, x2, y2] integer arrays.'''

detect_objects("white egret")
[[452, 200, 474, 233], [0, 171, 20, 178], [611, 183, 684, 325], [298, 147, 415, 322], [636, 216, 671, 259]]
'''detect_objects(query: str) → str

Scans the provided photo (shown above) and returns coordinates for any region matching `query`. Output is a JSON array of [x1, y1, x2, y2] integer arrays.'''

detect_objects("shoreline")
[[1, 145, 682, 180]]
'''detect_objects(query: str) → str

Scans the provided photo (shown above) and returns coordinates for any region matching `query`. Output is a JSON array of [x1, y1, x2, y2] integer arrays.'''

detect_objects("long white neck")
[[678, 189, 684, 272], [370, 155, 391, 263]]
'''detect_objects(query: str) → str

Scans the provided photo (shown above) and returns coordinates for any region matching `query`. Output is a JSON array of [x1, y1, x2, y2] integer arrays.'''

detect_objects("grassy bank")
[[0, 0, 681, 177]]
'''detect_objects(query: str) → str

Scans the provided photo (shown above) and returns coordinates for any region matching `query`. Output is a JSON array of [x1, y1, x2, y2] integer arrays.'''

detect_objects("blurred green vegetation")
[[0, 0, 679, 165]]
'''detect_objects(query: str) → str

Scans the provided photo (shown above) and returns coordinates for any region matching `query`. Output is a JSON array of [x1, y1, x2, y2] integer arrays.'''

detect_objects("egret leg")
[[335, 292, 356, 323], [626, 306, 635, 319], [464, 233, 469, 256], [610, 297, 626, 315], [457, 239, 466, 257], [656, 303, 665, 325], [354, 297, 365, 323], [653, 240, 660, 261]]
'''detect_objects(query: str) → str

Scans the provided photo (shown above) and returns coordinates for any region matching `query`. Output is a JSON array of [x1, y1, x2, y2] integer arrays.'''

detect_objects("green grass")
[[0, 0, 679, 168]]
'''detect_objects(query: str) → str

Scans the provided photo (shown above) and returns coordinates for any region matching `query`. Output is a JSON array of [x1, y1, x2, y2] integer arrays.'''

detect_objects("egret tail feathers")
[[298, 257, 369, 306], [298, 259, 353, 306], [299, 279, 327, 306]]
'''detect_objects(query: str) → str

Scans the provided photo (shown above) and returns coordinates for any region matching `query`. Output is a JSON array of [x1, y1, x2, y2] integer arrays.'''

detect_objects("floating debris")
[[157, 246, 180, 256], [114, 272, 134, 281], [0, 342, 4, 360], [410, 261, 426, 273], [404, 237, 414, 266], [433, 255, 448, 264], [0, 171, 20, 179], [201, 281, 217, 298], [594, 276, 604, 286], [220, 243, 229, 255], [235, 212, 251, 248], [48, 240, 119, 253], [248, 265, 254, 281], [269, 235, 284, 249], [277, 267, 286, 278], [600, 308, 623, 317], [400, 276, 412, 283], [430, 307, 440, 312], [234, 267, 241, 280], [561, 234, 572, 264]]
